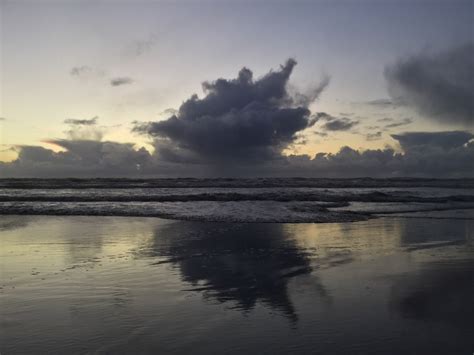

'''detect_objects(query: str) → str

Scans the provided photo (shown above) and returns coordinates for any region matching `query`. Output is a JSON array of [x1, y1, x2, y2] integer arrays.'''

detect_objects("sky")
[[0, 0, 473, 177]]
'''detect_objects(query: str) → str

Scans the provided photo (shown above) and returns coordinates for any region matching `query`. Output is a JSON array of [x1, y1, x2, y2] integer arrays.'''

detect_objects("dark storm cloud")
[[391, 131, 474, 151], [110, 77, 134, 86], [134, 59, 327, 163], [385, 43, 474, 125], [64, 116, 98, 126]]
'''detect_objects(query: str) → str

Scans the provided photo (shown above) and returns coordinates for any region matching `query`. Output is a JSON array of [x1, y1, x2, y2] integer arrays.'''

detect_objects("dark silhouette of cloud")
[[2, 140, 151, 177], [134, 59, 327, 163], [110, 77, 134, 86], [2, 131, 473, 177], [385, 43, 474, 125]]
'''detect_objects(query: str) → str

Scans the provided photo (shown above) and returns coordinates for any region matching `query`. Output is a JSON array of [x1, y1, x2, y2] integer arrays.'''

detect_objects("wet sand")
[[1, 215, 473, 354]]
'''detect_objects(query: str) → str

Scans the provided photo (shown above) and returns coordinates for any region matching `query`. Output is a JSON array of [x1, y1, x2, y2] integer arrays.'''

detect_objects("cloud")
[[159, 108, 179, 116], [0, 117, 6, 121], [385, 43, 474, 125], [315, 113, 359, 131], [391, 131, 474, 151], [384, 117, 413, 129], [124, 33, 158, 57], [70, 66, 93, 76], [134, 59, 327, 163], [64, 116, 98, 126], [70, 66, 133, 87], [3, 131, 473, 177], [70, 65, 107, 81], [322, 117, 359, 131], [64, 116, 103, 141], [366, 131, 383, 141], [365, 98, 395, 107], [290, 75, 330, 107], [110, 77, 134, 86], [280, 131, 474, 177], [2, 140, 151, 177]]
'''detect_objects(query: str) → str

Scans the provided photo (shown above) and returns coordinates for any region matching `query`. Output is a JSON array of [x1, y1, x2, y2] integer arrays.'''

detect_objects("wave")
[[1, 200, 473, 223], [0, 201, 369, 223], [1, 190, 473, 203], [1, 178, 473, 223], [1, 177, 474, 189]]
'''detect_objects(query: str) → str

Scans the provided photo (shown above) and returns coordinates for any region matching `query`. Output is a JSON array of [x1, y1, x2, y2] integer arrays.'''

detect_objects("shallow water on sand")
[[1, 216, 473, 354]]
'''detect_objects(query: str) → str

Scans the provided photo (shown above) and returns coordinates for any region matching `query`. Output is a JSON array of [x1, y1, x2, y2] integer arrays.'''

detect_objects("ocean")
[[1, 178, 474, 222]]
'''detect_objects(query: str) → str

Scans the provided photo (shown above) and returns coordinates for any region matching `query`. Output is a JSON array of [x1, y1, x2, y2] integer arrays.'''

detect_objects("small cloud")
[[0, 117, 6, 121], [384, 117, 413, 129], [110, 77, 134, 86], [64, 116, 103, 141], [377, 117, 393, 123], [70, 66, 92, 76], [70, 66, 106, 80], [159, 108, 179, 117], [366, 131, 383, 141], [124, 33, 159, 57], [365, 98, 395, 107], [64, 116, 98, 126], [317, 113, 359, 131], [313, 131, 328, 137]]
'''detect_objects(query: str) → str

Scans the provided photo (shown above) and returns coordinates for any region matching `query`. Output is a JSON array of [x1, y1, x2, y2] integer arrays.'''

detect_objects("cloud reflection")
[[137, 221, 331, 322]]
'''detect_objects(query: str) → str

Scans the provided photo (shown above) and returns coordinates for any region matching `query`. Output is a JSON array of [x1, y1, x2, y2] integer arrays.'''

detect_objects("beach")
[[1, 215, 473, 354]]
